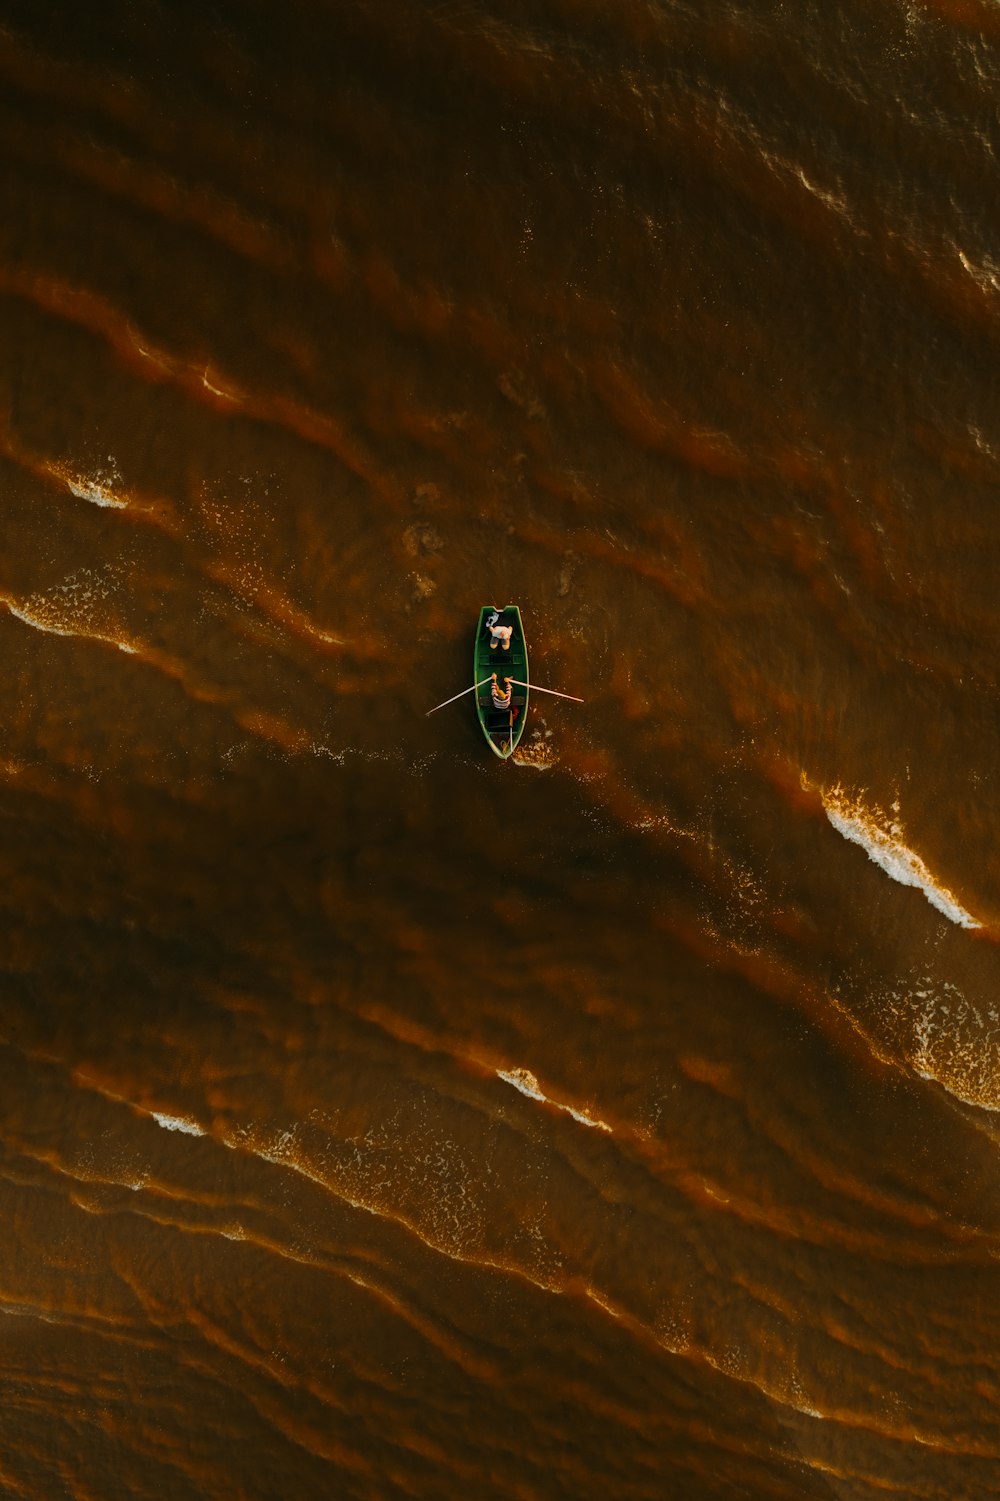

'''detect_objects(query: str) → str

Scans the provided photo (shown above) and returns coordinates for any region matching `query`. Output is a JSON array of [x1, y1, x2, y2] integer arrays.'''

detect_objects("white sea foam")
[[512, 754, 555, 771], [8, 604, 77, 637], [7, 602, 137, 655], [63, 454, 128, 508], [74, 1073, 209, 1137], [67, 477, 127, 508], [794, 166, 849, 217], [309, 743, 346, 762], [150, 1112, 206, 1136], [202, 368, 242, 402], [497, 1067, 611, 1132], [4, 567, 140, 655], [957, 246, 1000, 295], [822, 788, 980, 930], [909, 977, 1000, 1110]]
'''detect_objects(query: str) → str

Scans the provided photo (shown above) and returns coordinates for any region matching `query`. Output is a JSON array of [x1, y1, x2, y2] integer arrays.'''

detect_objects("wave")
[[150, 1112, 206, 1136], [65, 459, 128, 508], [496, 1067, 612, 1132], [821, 786, 980, 930], [3, 594, 137, 653]]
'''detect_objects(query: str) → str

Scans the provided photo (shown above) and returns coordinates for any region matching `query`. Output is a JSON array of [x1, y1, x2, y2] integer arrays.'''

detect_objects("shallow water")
[[1, 2, 999, 1497]]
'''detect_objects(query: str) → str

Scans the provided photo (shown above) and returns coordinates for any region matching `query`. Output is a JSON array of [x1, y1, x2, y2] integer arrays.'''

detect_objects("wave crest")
[[821, 787, 980, 930]]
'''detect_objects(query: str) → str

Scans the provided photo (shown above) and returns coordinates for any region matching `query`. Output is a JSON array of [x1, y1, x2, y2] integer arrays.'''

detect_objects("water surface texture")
[[1, 2, 999, 1497]]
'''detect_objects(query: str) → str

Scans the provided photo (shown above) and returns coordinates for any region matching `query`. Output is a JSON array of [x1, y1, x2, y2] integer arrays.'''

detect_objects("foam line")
[[150, 1112, 206, 1136], [496, 1067, 612, 1132], [66, 476, 128, 508], [5, 599, 137, 651], [73, 1073, 209, 1137], [822, 788, 980, 930]]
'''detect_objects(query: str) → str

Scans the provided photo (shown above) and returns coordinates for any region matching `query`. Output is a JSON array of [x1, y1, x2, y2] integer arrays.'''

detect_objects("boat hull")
[[474, 606, 528, 759]]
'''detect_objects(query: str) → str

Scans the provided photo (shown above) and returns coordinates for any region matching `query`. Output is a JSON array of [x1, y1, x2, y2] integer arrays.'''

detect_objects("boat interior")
[[476, 614, 527, 747]]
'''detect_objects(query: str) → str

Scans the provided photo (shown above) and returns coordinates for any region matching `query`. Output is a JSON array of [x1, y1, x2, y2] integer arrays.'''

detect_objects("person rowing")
[[491, 674, 516, 718]]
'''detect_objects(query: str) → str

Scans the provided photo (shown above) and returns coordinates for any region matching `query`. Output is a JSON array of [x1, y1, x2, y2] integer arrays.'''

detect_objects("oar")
[[425, 677, 494, 716], [506, 679, 584, 703]]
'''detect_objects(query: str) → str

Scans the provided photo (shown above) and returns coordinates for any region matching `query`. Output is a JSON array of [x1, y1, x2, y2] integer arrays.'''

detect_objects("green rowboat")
[[475, 605, 528, 759]]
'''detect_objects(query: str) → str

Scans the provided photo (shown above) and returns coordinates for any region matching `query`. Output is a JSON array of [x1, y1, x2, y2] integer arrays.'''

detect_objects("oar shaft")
[[507, 679, 584, 703], [425, 677, 494, 715]]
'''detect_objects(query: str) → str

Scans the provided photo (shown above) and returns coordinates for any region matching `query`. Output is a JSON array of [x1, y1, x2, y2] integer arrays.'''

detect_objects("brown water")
[[1, 2, 1000, 1497]]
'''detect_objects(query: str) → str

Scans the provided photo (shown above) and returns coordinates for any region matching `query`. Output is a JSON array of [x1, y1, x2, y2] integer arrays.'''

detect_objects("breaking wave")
[[821, 787, 981, 930]]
